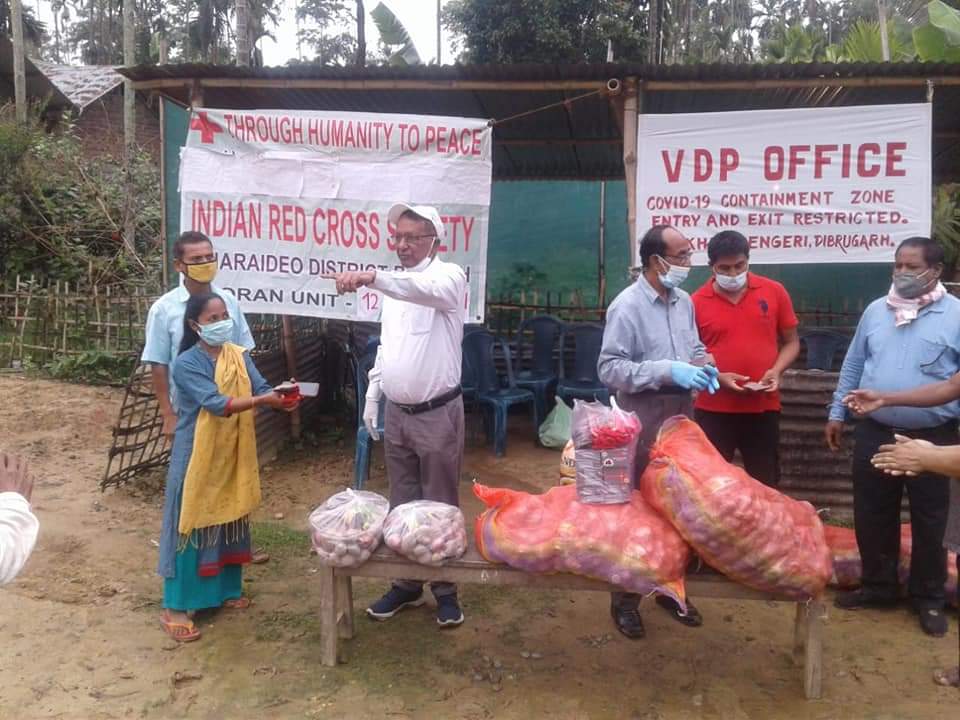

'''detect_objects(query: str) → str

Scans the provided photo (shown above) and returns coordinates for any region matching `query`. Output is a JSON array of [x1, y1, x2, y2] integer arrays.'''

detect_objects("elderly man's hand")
[[0, 453, 32, 502], [321, 271, 377, 295], [871, 435, 934, 476]]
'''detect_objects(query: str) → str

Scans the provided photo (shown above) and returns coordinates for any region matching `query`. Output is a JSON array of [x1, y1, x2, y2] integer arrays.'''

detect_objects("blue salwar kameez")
[[158, 344, 272, 612]]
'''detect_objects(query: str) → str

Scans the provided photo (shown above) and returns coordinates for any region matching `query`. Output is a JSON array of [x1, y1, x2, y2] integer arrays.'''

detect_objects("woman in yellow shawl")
[[158, 293, 297, 642]]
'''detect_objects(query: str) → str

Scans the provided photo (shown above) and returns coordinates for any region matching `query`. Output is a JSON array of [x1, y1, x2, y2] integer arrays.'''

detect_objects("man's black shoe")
[[610, 604, 645, 639], [917, 607, 948, 637], [656, 595, 703, 627], [833, 588, 898, 610]]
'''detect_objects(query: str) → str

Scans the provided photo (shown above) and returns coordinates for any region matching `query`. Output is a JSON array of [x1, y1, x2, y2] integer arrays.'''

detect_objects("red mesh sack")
[[641, 416, 832, 600], [474, 483, 690, 608]]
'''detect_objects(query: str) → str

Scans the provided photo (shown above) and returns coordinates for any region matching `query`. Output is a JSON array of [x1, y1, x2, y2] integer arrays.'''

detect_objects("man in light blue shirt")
[[142, 232, 255, 442], [598, 224, 719, 640], [826, 236, 959, 637]]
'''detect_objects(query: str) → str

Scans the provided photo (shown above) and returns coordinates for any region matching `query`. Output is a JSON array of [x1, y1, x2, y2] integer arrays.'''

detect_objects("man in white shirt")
[[141, 231, 267, 563], [0, 452, 38, 585], [324, 203, 467, 628]]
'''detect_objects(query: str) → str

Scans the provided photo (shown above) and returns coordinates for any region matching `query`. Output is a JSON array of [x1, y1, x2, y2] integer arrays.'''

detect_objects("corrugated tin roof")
[[33, 61, 123, 111], [117, 60, 960, 84], [117, 61, 960, 181], [0, 37, 70, 109]]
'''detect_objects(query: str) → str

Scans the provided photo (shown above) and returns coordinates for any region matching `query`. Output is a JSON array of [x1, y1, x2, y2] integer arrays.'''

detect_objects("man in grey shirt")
[[598, 224, 719, 639]]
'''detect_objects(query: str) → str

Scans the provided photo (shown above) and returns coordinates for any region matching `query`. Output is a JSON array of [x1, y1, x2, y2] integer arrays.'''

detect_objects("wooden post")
[[622, 77, 640, 268], [318, 565, 338, 666], [236, 0, 251, 66], [598, 181, 607, 307], [436, 0, 442, 64], [335, 575, 354, 639], [356, 0, 366, 66], [123, 0, 137, 261], [281, 316, 301, 441], [804, 600, 824, 699], [10, 0, 28, 123]]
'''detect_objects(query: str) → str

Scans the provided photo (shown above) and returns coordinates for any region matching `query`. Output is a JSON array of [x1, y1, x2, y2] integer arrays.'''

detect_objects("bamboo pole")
[[236, 0, 251, 66], [281, 316, 301, 441], [622, 77, 640, 268], [128, 77, 614, 92], [123, 0, 137, 263]]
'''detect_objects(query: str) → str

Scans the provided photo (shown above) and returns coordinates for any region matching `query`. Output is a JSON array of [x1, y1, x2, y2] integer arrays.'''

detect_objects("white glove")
[[362, 397, 381, 441]]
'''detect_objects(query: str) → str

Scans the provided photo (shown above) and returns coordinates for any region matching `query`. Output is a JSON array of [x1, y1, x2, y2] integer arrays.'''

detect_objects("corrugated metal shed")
[[32, 61, 124, 112], [119, 60, 960, 181]]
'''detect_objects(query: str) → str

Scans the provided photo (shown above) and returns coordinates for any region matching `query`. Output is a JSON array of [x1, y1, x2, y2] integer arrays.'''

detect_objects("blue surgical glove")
[[670, 361, 713, 392], [703, 364, 720, 394]]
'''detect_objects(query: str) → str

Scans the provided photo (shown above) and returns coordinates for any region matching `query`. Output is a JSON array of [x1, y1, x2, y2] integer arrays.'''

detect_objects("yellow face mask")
[[184, 260, 217, 284]]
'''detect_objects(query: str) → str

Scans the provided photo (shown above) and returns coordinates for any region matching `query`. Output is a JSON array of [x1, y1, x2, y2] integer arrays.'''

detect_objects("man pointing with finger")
[[324, 203, 468, 628]]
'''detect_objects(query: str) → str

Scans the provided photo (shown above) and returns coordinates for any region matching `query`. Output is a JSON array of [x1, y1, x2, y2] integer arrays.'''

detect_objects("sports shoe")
[[917, 607, 948, 637], [366, 586, 425, 620], [436, 594, 464, 627]]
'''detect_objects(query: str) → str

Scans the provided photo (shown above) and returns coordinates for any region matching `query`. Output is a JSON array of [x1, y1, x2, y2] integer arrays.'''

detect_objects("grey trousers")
[[611, 389, 694, 610], [384, 395, 464, 599]]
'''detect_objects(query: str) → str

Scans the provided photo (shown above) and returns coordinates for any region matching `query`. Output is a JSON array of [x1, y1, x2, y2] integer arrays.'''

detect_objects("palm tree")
[[1, 0, 47, 51]]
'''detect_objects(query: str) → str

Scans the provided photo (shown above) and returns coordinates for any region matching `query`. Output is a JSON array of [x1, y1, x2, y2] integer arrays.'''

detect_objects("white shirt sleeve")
[[372, 263, 466, 312], [366, 346, 383, 401], [0, 492, 39, 585]]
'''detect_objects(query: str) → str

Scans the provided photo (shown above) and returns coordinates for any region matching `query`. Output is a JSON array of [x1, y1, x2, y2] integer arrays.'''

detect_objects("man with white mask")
[[691, 230, 800, 488], [323, 203, 468, 628], [598, 224, 719, 639]]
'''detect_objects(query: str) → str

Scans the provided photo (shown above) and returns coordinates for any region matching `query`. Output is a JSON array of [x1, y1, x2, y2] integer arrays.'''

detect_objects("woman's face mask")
[[195, 317, 234, 346]]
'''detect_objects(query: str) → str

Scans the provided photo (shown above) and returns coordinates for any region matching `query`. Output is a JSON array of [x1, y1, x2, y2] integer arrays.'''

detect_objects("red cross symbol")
[[190, 112, 223, 144]]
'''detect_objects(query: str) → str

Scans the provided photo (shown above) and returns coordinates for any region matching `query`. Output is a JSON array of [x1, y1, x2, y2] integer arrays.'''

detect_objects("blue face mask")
[[197, 318, 234, 347]]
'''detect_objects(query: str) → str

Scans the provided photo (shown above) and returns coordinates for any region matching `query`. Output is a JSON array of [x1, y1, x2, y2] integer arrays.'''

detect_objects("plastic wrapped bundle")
[[559, 440, 576, 484], [383, 501, 467, 566], [641, 416, 832, 600], [308, 489, 390, 568], [826, 524, 958, 606], [571, 399, 641, 505], [474, 483, 691, 609]]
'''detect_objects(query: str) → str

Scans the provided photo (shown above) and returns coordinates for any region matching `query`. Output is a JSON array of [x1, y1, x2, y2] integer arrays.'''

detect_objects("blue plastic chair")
[[352, 339, 385, 490], [556, 323, 611, 405], [799, 329, 848, 371], [513, 315, 564, 430], [463, 330, 537, 457]]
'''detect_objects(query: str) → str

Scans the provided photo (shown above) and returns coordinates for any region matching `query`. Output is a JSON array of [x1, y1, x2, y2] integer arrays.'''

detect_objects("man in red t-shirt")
[[691, 231, 800, 487]]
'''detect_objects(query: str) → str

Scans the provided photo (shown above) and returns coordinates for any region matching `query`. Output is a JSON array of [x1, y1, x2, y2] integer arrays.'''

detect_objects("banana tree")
[[371, 1, 421, 65], [913, 0, 960, 61]]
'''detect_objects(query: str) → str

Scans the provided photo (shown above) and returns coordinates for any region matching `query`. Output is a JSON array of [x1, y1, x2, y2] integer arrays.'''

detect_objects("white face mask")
[[715, 271, 747, 292], [657, 257, 689, 289]]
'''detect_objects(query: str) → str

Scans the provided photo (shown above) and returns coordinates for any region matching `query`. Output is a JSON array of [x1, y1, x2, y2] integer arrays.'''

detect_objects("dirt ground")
[[0, 373, 957, 720]]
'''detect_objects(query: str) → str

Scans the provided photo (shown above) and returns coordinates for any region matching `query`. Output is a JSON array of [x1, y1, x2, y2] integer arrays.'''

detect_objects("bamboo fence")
[[0, 275, 158, 368]]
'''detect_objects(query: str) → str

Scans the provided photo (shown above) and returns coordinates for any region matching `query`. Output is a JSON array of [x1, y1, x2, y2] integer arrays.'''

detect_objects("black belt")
[[865, 417, 959, 439], [392, 386, 462, 415]]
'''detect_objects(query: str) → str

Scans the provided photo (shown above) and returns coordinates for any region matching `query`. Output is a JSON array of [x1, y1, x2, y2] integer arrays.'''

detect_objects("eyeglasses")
[[662, 252, 693, 267], [391, 234, 437, 245]]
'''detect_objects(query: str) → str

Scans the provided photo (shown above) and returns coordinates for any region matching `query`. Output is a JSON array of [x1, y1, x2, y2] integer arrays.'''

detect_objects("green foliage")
[[933, 184, 960, 270], [0, 107, 162, 286], [826, 17, 916, 62], [295, 0, 356, 64], [371, 1, 421, 65], [493, 262, 550, 297], [914, 0, 960, 61], [762, 23, 825, 62], [443, 0, 646, 64], [47, 350, 136, 385]]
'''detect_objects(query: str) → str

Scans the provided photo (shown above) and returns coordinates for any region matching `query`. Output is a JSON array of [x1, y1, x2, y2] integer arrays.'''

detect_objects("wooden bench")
[[317, 544, 826, 699]]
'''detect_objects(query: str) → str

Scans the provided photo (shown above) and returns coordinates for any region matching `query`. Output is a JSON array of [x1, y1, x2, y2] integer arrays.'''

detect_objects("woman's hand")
[[256, 392, 290, 411]]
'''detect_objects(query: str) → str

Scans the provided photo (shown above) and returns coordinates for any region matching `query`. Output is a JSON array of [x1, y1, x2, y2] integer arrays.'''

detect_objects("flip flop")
[[160, 612, 201, 643], [933, 667, 960, 688], [222, 597, 252, 610]]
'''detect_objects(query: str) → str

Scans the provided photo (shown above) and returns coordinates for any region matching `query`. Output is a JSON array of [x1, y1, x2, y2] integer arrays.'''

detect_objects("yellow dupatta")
[[178, 342, 261, 542]]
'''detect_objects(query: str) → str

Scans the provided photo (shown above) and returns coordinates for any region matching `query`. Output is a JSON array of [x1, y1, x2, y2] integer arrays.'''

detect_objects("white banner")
[[635, 103, 932, 265], [180, 108, 492, 320]]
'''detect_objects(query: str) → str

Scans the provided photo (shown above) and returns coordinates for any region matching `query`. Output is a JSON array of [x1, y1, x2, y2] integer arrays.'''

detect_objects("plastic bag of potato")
[[308, 489, 389, 568], [383, 500, 468, 566]]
